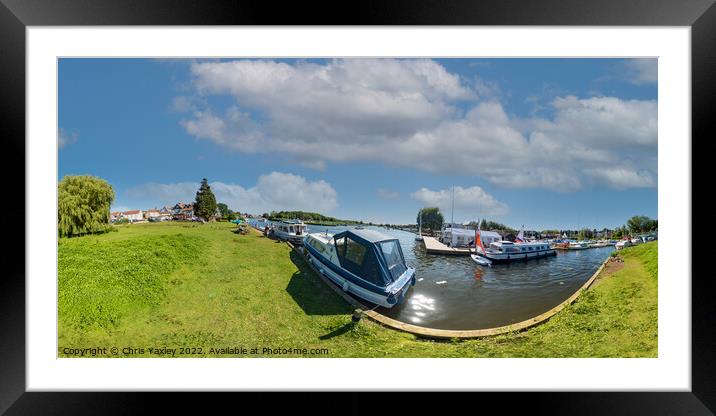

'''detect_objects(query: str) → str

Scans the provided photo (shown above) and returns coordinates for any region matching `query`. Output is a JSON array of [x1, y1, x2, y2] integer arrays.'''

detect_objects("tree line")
[[262, 211, 358, 223], [414, 207, 657, 239]]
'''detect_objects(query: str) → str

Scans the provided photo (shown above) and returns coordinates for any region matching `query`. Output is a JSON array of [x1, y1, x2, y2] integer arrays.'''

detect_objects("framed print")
[[1, 0, 712, 413]]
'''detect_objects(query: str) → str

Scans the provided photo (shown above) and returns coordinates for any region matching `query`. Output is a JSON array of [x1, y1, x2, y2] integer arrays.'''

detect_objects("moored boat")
[[615, 239, 633, 250], [303, 229, 416, 308], [551, 241, 570, 250], [470, 253, 492, 266], [273, 219, 307, 245], [474, 226, 556, 263], [477, 240, 557, 263], [568, 241, 590, 250]]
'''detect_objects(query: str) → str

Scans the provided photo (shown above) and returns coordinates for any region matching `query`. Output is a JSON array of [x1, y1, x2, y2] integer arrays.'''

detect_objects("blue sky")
[[58, 58, 657, 230]]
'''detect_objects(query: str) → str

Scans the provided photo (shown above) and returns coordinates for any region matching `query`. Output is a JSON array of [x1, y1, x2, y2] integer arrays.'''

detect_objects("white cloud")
[[410, 186, 508, 216], [181, 107, 264, 152], [623, 59, 657, 85], [376, 188, 400, 199], [583, 167, 656, 189], [125, 172, 338, 214], [177, 59, 657, 191], [170, 96, 193, 112], [58, 128, 78, 148]]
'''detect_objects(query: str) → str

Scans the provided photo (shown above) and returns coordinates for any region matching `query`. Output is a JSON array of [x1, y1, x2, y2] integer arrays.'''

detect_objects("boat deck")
[[422, 236, 472, 256]]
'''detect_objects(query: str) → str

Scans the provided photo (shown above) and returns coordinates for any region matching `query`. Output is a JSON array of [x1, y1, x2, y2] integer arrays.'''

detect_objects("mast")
[[451, 186, 455, 225]]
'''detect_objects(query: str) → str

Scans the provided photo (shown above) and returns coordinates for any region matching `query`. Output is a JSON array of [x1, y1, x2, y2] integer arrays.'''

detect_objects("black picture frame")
[[1, 0, 710, 413]]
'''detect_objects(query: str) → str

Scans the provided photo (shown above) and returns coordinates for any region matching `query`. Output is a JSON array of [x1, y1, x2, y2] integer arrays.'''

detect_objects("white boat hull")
[[470, 254, 492, 266]]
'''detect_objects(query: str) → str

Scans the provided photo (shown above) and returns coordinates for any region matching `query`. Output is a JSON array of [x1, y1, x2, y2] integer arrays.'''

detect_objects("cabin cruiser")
[[272, 219, 307, 245], [303, 229, 416, 308], [615, 239, 633, 250], [568, 241, 590, 250], [551, 240, 570, 250], [476, 240, 556, 263], [473, 227, 555, 263]]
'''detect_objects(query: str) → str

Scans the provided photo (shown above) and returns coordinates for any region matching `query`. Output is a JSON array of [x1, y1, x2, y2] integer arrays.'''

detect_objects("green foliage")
[[418, 207, 443, 233], [612, 226, 628, 238], [217, 203, 230, 217], [217, 202, 238, 221], [59, 233, 206, 331], [58, 175, 115, 237], [577, 228, 594, 240], [469, 219, 515, 233], [627, 215, 658, 234], [268, 210, 357, 224], [194, 178, 218, 221]]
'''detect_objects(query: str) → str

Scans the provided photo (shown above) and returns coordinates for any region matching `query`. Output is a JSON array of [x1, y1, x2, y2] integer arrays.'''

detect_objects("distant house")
[[144, 209, 161, 220], [122, 210, 144, 222], [156, 206, 173, 221], [110, 212, 122, 222], [172, 203, 194, 220]]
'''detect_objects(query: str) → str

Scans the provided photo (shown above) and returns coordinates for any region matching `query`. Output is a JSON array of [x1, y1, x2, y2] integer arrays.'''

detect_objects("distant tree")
[[577, 228, 594, 240], [261, 213, 269, 218], [217, 203, 230, 218], [613, 225, 630, 238], [194, 178, 217, 221], [58, 175, 115, 237], [418, 207, 444, 235], [627, 215, 656, 234]]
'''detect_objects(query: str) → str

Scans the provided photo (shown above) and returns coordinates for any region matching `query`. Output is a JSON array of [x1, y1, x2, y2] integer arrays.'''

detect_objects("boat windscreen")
[[379, 240, 407, 281]]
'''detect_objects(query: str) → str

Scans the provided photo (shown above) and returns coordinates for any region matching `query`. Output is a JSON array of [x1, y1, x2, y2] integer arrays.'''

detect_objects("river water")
[[248, 220, 614, 330]]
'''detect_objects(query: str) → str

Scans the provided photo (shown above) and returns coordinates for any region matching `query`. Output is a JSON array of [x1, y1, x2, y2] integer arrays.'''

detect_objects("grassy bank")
[[58, 223, 657, 357]]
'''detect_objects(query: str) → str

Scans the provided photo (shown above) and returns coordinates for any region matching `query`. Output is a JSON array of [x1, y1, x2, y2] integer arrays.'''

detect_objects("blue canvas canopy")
[[330, 230, 408, 286]]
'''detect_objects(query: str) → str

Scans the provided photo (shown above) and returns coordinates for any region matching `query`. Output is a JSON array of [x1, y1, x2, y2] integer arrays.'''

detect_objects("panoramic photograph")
[[57, 57, 657, 358]]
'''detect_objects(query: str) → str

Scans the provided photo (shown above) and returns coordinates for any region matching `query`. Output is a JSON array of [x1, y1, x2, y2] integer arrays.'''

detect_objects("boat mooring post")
[[352, 309, 364, 323]]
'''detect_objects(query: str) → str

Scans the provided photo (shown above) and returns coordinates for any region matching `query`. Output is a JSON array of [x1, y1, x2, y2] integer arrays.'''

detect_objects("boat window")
[[336, 236, 384, 286], [345, 238, 367, 264], [380, 240, 407, 281], [335, 236, 346, 257]]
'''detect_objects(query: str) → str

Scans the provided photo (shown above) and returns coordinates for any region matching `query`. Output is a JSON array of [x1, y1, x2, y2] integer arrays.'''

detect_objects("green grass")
[[58, 223, 657, 357]]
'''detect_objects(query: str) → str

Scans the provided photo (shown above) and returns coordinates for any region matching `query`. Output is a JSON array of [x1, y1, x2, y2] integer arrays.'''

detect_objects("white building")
[[122, 210, 144, 222]]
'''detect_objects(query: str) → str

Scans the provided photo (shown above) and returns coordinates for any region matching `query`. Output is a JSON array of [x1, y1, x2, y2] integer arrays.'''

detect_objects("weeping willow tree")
[[58, 175, 115, 237]]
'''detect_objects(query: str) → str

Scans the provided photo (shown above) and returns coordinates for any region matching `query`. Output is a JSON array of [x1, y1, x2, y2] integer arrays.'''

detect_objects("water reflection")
[[249, 220, 613, 330]]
